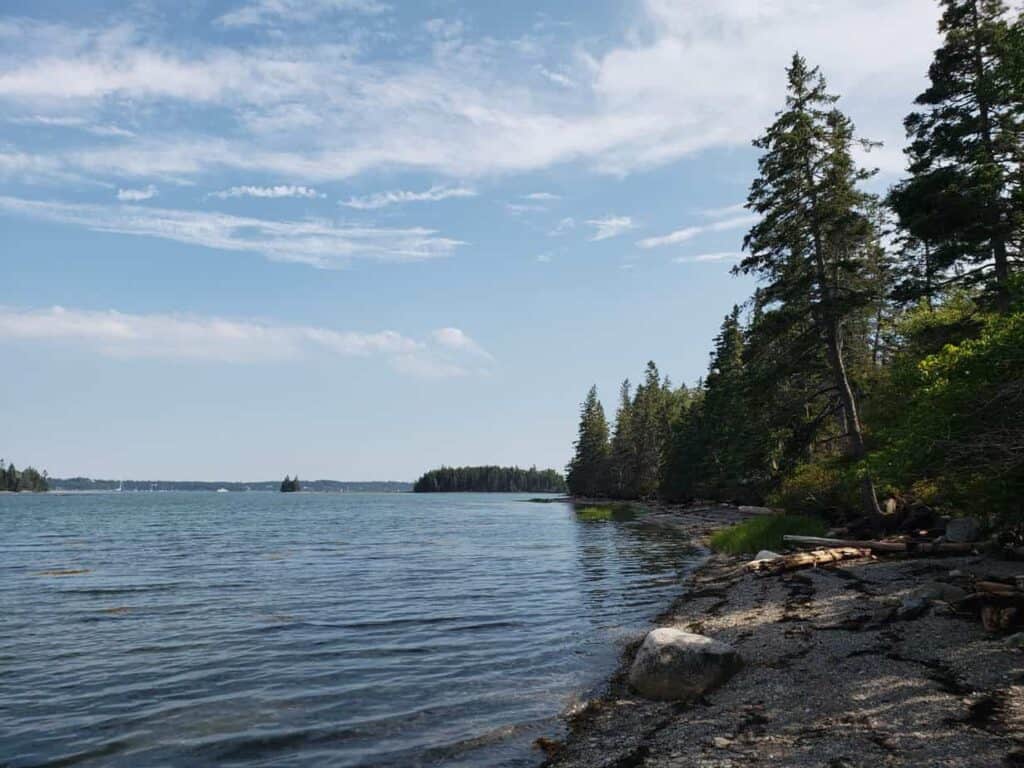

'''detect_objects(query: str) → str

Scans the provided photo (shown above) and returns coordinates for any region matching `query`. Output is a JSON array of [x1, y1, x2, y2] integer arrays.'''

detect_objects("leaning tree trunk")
[[824, 321, 885, 525]]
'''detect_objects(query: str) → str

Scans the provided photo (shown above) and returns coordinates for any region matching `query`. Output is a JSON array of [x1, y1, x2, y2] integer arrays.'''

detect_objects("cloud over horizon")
[[0, 196, 463, 268], [0, 305, 487, 377]]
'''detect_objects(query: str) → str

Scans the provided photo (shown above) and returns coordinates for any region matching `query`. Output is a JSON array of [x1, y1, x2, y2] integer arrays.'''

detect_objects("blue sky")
[[1, 0, 943, 481]]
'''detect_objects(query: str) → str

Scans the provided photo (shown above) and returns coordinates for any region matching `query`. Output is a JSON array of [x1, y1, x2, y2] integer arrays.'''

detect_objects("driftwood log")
[[782, 535, 975, 555], [747, 547, 872, 573]]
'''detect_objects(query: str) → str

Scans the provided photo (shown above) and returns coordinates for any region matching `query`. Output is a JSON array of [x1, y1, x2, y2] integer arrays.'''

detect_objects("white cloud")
[[673, 251, 744, 264], [587, 215, 635, 241], [548, 217, 575, 236], [0, 2, 940, 184], [535, 66, 574, 88], [341, 185, 476, 210], [505, 202, 546, 216], [700, 203, 747, 219], [637, 214, 757, 249], [9, 115, 135, 137], [535, 252, 552, 263], [217, 0, 390, 28], [431, 327, 492, 359], [117, 185, 157, 201], [0, 196, 463, 269], [523, 192, 560, 201], [0, 305, 485, 378], [212, 185, 322, 199]]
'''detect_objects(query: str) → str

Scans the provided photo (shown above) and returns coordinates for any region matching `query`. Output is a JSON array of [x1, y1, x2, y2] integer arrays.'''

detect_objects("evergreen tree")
[[630, 362, 669, 499], [6, 463, 18, 492], [566, 386, 611, 498], [894, 0, 1022, 311], [608, 380, 636, 498], [700, 307, 752, 496], [737, 54, 885, 521]]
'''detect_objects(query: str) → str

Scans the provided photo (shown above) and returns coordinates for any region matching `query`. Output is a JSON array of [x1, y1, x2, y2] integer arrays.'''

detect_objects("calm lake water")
[[0, 492, 701, 767]]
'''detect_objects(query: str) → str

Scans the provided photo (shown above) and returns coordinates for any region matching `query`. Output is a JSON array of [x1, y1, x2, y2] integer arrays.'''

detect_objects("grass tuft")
[[710, 514, 827, 555]]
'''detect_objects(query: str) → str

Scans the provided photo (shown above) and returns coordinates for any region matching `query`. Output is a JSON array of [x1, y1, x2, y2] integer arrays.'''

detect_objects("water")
[[0, 493, 701, 767]]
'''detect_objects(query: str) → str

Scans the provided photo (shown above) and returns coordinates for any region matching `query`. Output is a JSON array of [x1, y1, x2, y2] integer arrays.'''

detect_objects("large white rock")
[[628, 628, 742, 702]]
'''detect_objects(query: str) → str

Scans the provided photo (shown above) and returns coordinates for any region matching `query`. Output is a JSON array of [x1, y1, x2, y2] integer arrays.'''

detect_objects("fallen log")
[[747, 547, 871, 573], [782, 535, 975, 555]]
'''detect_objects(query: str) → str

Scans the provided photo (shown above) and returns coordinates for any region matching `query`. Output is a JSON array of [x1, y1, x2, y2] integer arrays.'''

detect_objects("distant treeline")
[[1, 460, 49, 493], [48, 478, 412, 493], [413, 466, 567, 493]]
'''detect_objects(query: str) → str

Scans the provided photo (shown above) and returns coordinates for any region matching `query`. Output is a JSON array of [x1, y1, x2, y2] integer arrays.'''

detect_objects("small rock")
[[910, 581, 969, 603], [945, 517, 981, 543], [753, 550, 782, 562], [628, 628, 742, 702], [712, 736, 733, 749], [897, 596, 930, 620], [948, 569, 963, 578]]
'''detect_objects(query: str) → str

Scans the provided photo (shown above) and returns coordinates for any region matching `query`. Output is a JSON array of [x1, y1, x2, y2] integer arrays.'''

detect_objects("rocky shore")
[[543, 504, 1024, 768]]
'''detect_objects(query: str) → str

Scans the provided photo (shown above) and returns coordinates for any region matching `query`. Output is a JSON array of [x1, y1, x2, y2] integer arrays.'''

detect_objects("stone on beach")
[[945, 517, 981, 543], [628, 628, 742, 702]]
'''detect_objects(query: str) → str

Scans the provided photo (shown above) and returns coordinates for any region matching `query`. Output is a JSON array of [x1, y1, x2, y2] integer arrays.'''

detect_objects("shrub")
[[710, 514, 828, 555]]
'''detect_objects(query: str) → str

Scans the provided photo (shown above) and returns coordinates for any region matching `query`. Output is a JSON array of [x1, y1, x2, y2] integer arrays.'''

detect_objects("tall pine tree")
[[738, 54, 885, 522], [894, 0, 1021, 311], [566, 386, 611, 498]]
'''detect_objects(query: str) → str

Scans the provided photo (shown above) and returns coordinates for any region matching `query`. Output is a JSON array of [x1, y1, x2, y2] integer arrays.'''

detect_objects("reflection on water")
[[0, 492, 700, 767]]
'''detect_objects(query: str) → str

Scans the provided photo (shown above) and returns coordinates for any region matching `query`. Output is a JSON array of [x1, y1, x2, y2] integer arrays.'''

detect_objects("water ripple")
[[0, 492, 699, 767]]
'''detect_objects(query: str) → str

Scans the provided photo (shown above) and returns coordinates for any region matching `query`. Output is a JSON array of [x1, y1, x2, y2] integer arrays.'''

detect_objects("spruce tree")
[[566, 386, 611, 498], [894, 0, 1021, 311], [737, 54, 885, 522], [630, 362, 668, 499], [608, 380, 636, 498]]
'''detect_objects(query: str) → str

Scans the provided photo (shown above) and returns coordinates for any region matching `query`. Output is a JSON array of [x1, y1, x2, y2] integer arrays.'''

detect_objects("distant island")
[[413, 466, 567, 493], [0, 459, 49, 493], [280, 475, 301, 493], [47, 478, 412, 493]]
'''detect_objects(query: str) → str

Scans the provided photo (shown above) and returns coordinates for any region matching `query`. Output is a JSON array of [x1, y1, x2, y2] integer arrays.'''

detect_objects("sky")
[[1, 0, 945, 481]]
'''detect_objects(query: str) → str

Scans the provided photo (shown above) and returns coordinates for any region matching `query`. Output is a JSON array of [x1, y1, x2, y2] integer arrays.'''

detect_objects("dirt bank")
[[544, 505, 1024, 768]]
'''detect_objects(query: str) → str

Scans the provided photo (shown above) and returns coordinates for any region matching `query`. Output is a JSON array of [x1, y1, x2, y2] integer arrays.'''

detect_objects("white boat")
[[216, 488, 229, 493]]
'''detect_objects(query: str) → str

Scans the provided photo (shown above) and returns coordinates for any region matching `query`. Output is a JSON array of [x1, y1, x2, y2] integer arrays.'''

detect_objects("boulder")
[[945, 517, 981, 544], [754, 550, 782, 562], [628, 628, 742, 702]]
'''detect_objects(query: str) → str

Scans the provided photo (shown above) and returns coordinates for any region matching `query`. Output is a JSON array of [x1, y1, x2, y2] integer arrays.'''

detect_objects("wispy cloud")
[[0, 3, 938, 185], [212, 185, 322, 199], [523, 192, 560, 201], [0, 196, 463, 269], [0, 305, 485, 378], [672, 251, 744, 264], [216, 0, 390, 28], [341, 185, 476, 210], [637, 214, 757, 249], [587, 216, 635, 242], [548, 217, 575, 237], [431, 327, 492, 359], [9, 115, 134, 137], [117, 185, 157, 201]]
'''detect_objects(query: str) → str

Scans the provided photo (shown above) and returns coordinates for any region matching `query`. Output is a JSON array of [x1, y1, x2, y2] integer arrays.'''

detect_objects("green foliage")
[[769, 461, 861, 518], [0, 460, 49, 492], [873, 302, 1024, 518], [894, 0, 1022, 310], [280, 475, 301, 493], [414, 465, 566, 493], [710, 515, 828, 555], [566, 385, 612, 498]]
